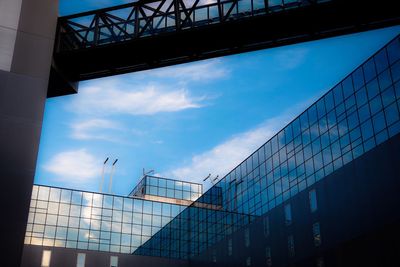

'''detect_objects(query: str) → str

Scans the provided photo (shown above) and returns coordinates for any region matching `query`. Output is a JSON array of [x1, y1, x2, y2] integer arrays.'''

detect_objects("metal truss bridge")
[[48, 0, 400, 97]]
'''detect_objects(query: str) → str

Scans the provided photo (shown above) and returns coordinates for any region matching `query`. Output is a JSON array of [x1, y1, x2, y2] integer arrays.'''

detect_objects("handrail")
[[55, 0, 331, 52]]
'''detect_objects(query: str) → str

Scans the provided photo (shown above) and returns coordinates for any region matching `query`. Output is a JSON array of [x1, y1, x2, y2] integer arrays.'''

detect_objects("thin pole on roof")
[[99, 157, 109, 193], [108, 159, 118, 194]]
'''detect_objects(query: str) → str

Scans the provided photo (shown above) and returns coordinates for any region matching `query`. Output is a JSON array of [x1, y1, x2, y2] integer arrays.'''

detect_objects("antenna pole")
[[99, 157, 109, 192], [108, 159, 118, 194]]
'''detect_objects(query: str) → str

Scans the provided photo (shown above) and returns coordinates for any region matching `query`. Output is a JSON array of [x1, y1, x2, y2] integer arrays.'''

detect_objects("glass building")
[[133, 34, 400, 260], [24, 176, 202, 254], [21, 34, 400, 267], [129, 175, 203, 204]]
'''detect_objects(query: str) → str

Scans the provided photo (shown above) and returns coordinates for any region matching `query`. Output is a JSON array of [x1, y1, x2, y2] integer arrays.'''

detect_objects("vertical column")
[[0, 0, 58, 266]]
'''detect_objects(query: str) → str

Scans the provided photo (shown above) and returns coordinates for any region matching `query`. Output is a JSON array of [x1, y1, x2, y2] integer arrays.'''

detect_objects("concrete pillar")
[[0, 0, 58, 266]]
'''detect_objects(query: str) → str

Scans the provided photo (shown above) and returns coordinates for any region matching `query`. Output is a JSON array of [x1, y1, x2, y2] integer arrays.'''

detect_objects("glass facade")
[[129, 175, 202, 202], [24, 185, 187, 254], [24, 34, 400, 264], [134, 35, 400, 259]]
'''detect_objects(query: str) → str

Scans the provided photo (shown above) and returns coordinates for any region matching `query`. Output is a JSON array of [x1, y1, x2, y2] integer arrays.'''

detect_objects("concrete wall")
[[0, 0, 58, 266], [21, 245, 189, 267]]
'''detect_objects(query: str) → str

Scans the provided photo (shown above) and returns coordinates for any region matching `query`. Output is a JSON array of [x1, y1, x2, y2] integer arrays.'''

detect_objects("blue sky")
[[36, 1, 400, 195]]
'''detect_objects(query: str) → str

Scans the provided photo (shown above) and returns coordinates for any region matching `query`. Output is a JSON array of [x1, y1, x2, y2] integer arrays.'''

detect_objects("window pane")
[[313, 222, 321, 247], [41, 250, 52, 267], [77, 253, 86, 267], [244, 228, 250, 247], [288, 235, 295, 257], [309, 189, 318, 212], [387, 37, 400, 64], [375, 48, 389, 74], [110, 256, 118, 267], [363, 58, 377, 83], [284, 204, 292, 225]]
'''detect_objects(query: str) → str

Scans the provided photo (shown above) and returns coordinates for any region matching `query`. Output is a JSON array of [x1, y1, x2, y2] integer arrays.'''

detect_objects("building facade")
[[0, 0, 58, 266], [133, 34, 400, 265], [21, 34, 400, 266]]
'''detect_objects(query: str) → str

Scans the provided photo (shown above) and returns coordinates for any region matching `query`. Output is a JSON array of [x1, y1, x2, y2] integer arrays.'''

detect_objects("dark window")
[[361, 119, 374, 140], [352, 66, 365, 90], [322, 147, 332, 165], [318, 116, 328, 134], [356, 86, 368, 107], [309, 189, 318, 212], [285, 126, 293, 143], [266, 247, 272, 267], [372, 111, 386, 133], [381, 86, 395, 107], [284, 204, 292, 225], [312, 139, 321, 155], [324, 92, 335, 112], [246, 257, 251, 266], [342, 76, 354, 99], [313, 222, 321, 247], [367, 79, 380, 100], [317, 99, 326, 119], [313, 152, 323, 171], [244, 228, 250, 247], [385, 102, 400, 126], [333, 84, 344, 105], [358, 104, 371, 123], [302, 130, 311, 146], [288, 235, 295, 257], [347, 112, 359, 131], [391, 61, 400, 83], [265, 142, 272, 159], [378, 69, 392, 91], [316, 257, 325, 267], [308, 105, 318, 125], [300, 112, 309, 131], [304, 144, 313, 161], [331, 140, 341, 160], [387, 38, 400, 65], [263, 216, 270, 237], [374, 48, 389, 74], [363, 58, 377, 83], [345, 95, 356, 110], [292, 118, 301, 137], [350, 127, 361, 142]]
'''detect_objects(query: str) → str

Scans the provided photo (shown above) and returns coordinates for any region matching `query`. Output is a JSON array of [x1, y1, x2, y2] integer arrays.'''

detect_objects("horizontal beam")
[[48, 0, 400, 97]]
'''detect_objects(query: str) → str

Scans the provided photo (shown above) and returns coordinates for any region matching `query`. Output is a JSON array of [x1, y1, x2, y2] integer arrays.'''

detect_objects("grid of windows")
[[133, 35, 400, 259], [130, 175, 202, 202], [25, 185, 185, 254]]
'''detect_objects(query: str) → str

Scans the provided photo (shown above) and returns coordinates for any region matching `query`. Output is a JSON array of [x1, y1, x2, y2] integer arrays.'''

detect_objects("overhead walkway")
[[48, 0, 400, 96]]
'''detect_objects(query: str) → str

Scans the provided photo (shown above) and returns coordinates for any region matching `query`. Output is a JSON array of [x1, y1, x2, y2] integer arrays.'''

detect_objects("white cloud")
[[43, 149, 101, 185], [275, 48, 309, 70], [167, 101, 314, 187], [70, 119, 123, 142], [142, 59, 229, 82], [70, 83, 205, 116]]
